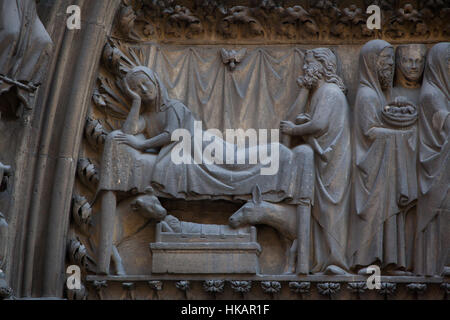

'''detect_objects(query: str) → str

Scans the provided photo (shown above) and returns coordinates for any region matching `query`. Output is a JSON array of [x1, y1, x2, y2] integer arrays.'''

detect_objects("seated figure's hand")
[[113, 132, 143, 150], [124, 78, 141, 102], [280, 120, 295, 136]]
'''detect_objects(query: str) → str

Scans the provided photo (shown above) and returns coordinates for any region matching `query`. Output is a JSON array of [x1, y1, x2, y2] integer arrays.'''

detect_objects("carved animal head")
[[229, 185, 267, 228], [130, 187, 167, 221]]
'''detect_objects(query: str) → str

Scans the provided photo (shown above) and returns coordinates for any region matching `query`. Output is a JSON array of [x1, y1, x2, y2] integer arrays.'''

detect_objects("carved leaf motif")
[[85, 117, 108, 151], [440, 283, 450, 295], [289, 281, 310, 294], [119, 5, 138, 39], [176, 280, 190, 291], [93, 280, 108, 289], [203, 280, 224, 294], [77, 159, 99, 192], [68, 238, 90, 271], [347, 282, 368, 294], [148, 281, 163, 291], [230, 280, 252, 294], [121, 282, 136, 300], [261, 281, 281, 294], [317, 282, 341, 296], [378, 282, 397, 296], [406, 283, 427, 294], [221, 6, 265, 37], [71, 195, 92, 235]]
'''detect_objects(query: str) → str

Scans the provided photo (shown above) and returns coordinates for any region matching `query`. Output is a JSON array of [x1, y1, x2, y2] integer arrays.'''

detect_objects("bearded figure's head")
[[297, 48, 346, 93], [377, 46, 395, 90]]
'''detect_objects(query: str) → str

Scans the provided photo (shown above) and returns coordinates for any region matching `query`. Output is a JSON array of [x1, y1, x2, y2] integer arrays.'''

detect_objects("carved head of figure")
[[395, 44, 427, 87], [123, 67, 170, 112], [297, 48, 346, 93], [376, 46, 395, 90], [358, 40, 394, 105]]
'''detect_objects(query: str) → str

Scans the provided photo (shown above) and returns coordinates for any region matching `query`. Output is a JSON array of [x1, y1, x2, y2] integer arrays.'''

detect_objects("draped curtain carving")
[[142, 45, 306, 132]]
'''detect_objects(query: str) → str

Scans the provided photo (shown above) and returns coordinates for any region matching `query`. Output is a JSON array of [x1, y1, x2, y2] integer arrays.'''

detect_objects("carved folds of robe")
[[302, 83, 351, 273], [414, 42, 450, 276], [350, 40, 418, 270], [99, 67, 314, 205], [0, 0, 52, 110]]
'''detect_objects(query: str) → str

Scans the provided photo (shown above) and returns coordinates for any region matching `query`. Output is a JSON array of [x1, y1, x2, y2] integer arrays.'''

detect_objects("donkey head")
[[229, 185, 266, 228]]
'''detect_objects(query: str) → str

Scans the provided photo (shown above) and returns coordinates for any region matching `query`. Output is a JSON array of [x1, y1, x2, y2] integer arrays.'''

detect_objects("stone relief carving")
[[70, 38, 448, 289], [90, 48, 315, 275], [220, 48, 247, 71], [415, 42, 449, 277], [0, 0, 52, 118], [112, 0, 449, 43], [30, 0, 445, 301], [280, 48, 351, 275], [350, 40, 418, 275]]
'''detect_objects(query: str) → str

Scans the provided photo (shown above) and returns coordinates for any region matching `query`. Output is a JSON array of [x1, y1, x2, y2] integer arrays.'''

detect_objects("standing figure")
[[392, 44, 427, 272], [415, 42, 449, 277], [280, 48, 351, 274], [0, 0, 53, 116], [350, 40, 417, 274]]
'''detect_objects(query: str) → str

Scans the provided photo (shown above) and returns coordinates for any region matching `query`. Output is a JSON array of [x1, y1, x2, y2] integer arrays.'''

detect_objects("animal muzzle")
[[228, 216, 240, 228], [155, 207, 167, 220]]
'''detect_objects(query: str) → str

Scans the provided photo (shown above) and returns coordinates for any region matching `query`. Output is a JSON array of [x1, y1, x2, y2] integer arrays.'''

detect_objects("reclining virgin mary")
[[96, 66, 313, 274]]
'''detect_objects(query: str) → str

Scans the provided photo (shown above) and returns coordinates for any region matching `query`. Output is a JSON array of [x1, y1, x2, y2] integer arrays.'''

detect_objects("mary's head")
[[123, 66, 169, 112]]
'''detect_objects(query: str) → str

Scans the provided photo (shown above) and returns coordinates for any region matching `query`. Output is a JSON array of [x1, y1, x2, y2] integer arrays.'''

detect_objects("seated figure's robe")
[[99, 67, 315, 205]]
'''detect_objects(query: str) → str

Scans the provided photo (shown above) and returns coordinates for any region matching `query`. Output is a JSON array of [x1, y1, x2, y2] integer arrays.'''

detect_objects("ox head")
[[130, 186, 167, 221]]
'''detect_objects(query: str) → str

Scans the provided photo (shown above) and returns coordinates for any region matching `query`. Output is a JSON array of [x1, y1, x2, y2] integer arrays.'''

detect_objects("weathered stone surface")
[[0, 0, 448, 300]]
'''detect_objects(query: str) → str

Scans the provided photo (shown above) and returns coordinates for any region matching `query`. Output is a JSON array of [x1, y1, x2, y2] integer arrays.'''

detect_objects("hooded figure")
[[349, 40, 417, 272], [0, 0, 53, 114], [414, 42, 449, 276]]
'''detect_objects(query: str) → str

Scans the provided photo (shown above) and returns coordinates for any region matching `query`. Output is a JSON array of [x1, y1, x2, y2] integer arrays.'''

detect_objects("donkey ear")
[[252, 185, 262, 204]]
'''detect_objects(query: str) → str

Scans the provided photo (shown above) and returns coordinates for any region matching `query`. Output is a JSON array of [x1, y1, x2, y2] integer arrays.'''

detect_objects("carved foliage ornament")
[[112, 0, 449, 42]]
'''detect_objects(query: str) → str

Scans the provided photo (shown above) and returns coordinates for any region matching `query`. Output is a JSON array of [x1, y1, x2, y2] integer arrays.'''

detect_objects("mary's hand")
[[280, 121, 295, 136], [113, 133, 143, 150], [124, 79, 141, 102]]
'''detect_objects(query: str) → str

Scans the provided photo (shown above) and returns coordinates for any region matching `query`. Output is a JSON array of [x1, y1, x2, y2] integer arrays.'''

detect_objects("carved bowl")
[[381, 103, 418, 127]]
